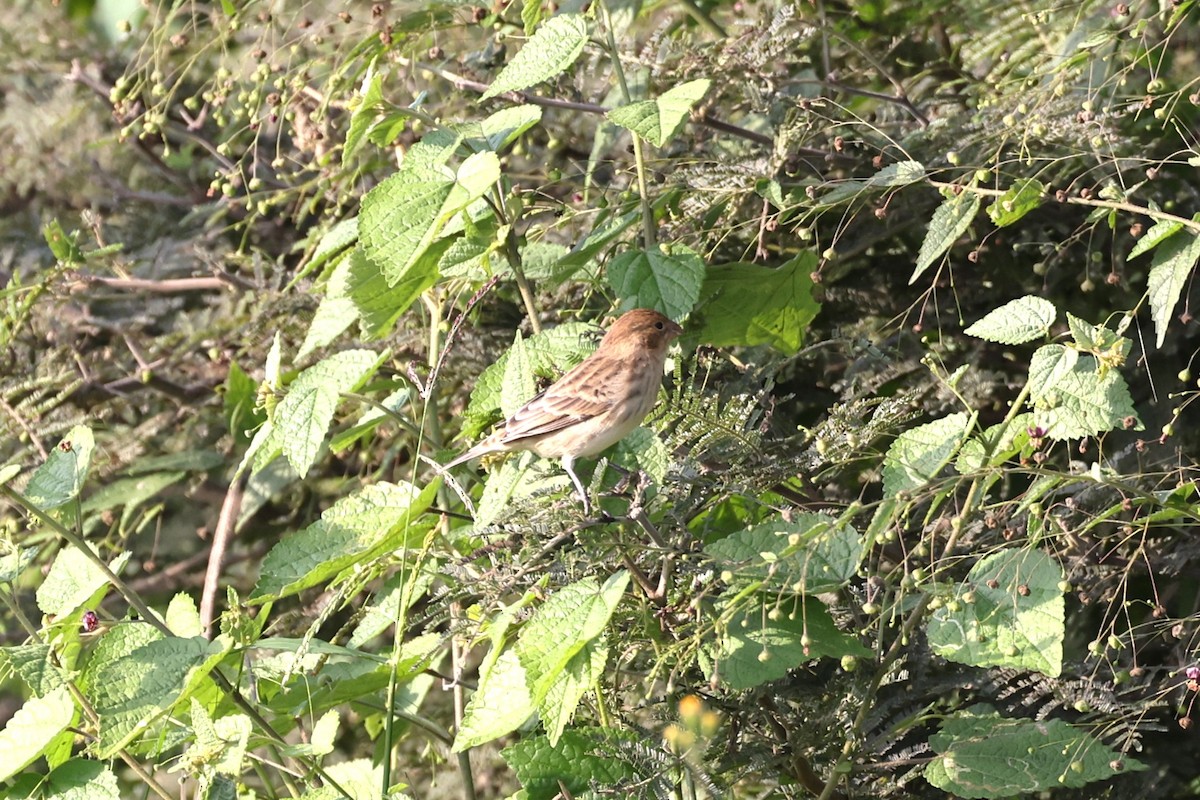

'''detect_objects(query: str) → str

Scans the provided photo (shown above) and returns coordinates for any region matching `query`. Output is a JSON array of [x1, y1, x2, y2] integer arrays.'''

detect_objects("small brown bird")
[[446, 308, 684, 513]]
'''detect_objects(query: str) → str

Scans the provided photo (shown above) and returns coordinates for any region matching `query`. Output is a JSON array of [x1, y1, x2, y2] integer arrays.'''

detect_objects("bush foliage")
[[2, 0, 1200, 798]]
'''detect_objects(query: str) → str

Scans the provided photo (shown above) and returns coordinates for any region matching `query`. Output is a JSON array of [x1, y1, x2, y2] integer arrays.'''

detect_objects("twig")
[[0, 396, 47, 459], [927, 179, 1200, 234], [598, 0, 656, 249], [70, 273, 255, 294], [200, 473, 247, 636], [450, 602, 479, 800], [822, 30, 929, 127], [397, 57, 801, 153], [675, 0, 725, 37]]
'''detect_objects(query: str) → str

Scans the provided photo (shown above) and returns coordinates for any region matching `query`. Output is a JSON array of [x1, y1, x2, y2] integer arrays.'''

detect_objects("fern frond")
[[655, 355, 766, 467]]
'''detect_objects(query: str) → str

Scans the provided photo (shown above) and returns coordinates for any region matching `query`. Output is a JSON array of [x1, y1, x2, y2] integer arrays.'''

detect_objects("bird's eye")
[[654, 321, 664, 330]]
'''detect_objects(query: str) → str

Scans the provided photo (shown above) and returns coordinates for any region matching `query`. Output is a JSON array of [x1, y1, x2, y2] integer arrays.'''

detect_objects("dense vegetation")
[[2, 0, 1200, 797]]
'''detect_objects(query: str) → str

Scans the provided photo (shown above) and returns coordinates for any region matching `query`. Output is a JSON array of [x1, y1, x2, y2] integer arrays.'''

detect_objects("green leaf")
[[44, 759, 120, 800], [299, 253, 358, 359], [606, 79, 711, 146], [89, 636, 226, 757], [455, 648, 535, 751], [956, 413, 1034, 473], [0, 463, 19, 486], [926, 704, 1146, 798], [869, 160, 927, 186], [346, 566, 435, 648], [261, 635, 439, 719], [1027, 344, 1079, 401], [816, 160, 927, 206], [557, 209, 639, 277], [614, 427, 668, 484], [882, 412, 974, 497], [359, 163, 453, 286], [1064, 313, 1126, 358], [342, 71, 385, 164], [1146, 230, 1200, 348], [1127, 217, 1183, 260], [311, 709, 340, 756], [928, 549, 1065, 676], [516, 571, 629, 707], [185, 700, 247, 775], [521, 240, 572, 281], [718, 595, 870, 690], [455, 105, 544, 152], [42, 219, 83, 265], [301, 216, 359, 279], [437, 227, 497, 280], [472, 452, 546, 527], [358, 149, 498, 290], [521, 0, 544, 34], [1, 644, 67, 696], [455, 593, 540, 751], [706, 513, 864, 595], [166, 592, 203, 638], [692, 252, 819, 355], [0, 686, 75, 782], [911, 190, 981, 283], [481, 14, 589, 100], [252, 480, 440, 601], [964, 296, 1056, 344], [986, 178, 1045, 227], [0, 544, 38, 584], [259, 349, 384, 478], [1030, 354, 1141, 439], [500, 330, 537, 418], [502, 729, 642, 799], [23, 425, 95, 511], [347, 244, 444, 340], [280, 708, 338, 757], [607, 244, 704, 320], [35, 545, 131, 618], [330, 386, 412, 454], [540, 634, 608, 746], [79, 471, 186, 530]]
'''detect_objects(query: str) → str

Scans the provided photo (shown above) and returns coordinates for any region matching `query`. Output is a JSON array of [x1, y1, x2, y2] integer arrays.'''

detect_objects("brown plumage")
[[446, 308, 684, 513]]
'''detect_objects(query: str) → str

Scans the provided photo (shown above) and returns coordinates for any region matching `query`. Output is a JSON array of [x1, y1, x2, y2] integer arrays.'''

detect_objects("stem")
[[116, 750, 176, 800], [928, 179, 1200, 234], [397, 57, 796, 154], [200, 472, 247, 636], [598, 0, 657, 249], [1, 485, 168, 632], [450, 603, 478, 800], [491, 194, 542, 334], [675, 0, 725, 38]]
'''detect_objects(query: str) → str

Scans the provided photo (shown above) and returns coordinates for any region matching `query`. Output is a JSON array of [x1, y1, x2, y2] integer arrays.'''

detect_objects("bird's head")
[[600, 308, 684, 355]]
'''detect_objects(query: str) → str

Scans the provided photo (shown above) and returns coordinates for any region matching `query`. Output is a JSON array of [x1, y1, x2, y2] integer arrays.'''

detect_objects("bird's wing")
[[497, 358, 619, 444]]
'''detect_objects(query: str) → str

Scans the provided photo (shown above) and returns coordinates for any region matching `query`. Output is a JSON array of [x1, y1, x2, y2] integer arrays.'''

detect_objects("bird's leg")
[[561, 454, 591, 515], [603, 460, 634, 495]]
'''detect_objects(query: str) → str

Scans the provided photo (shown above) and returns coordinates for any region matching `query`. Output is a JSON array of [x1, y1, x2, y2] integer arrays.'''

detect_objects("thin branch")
[[598, 0, 656, 249], [200, 473, 247, 636], [928, 179, 1200, 234], [397, 57, 803, 153], [69, 272, 256, 294]]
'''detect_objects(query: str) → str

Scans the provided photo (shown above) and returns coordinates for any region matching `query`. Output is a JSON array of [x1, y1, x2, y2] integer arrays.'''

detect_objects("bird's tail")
[[442, 437, 498, 469]]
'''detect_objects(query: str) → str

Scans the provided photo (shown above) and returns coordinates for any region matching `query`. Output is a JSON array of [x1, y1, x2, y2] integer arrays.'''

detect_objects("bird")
[[445, 308, 684, 514]]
